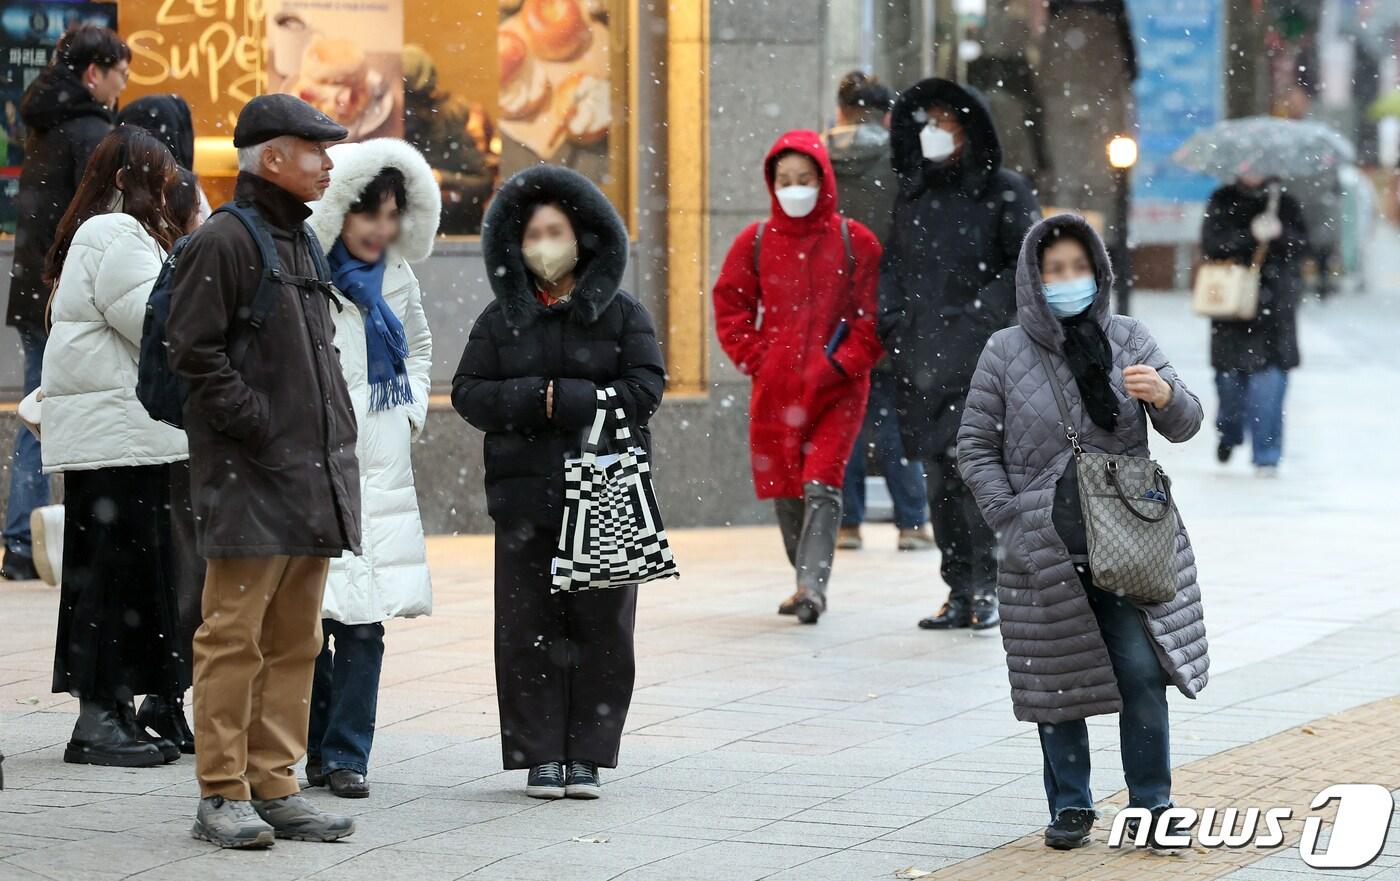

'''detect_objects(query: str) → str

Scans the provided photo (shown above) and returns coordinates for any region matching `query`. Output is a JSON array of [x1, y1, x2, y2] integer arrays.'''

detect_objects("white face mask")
[[523, 237, 579, 284], [775, 184, 819, 218], [920, 124, 956, 161]]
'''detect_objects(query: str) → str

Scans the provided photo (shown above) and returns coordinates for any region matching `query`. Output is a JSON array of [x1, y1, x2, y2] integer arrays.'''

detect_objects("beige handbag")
[[1192, 184, 1280, 322]]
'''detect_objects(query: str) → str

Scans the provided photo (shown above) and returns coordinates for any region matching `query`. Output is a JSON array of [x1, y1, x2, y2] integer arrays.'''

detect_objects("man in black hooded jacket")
[[2, 24, 128, 581], [878, 78, 1039, 632]]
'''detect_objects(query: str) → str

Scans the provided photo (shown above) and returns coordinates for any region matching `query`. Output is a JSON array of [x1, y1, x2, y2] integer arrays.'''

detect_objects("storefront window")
[[118, 0, 631, 238]]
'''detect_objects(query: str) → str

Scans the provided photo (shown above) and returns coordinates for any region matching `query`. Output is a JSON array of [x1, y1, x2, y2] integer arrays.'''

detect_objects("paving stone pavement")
[[1, 287, 1398, 881]]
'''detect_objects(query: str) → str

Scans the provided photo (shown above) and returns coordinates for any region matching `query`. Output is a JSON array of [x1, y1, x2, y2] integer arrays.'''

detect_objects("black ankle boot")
[[118, 699, 179, 764], [137, 694, 195, 754], [65, 700, 165, 767]]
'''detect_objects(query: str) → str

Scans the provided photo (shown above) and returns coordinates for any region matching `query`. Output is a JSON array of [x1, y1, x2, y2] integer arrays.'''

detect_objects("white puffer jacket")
[[308, 138, 439, 625], [41, 212, 188, 473]]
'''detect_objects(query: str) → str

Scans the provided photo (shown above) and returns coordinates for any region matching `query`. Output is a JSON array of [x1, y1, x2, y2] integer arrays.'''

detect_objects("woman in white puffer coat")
[[42, 126, 190, 769], [303, 137, 437, 798]]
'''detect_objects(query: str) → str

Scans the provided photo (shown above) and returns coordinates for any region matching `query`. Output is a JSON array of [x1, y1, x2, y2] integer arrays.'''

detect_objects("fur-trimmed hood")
[[1016, 212, 1115, 351], [482, 164, 628, 329], [307, 138, 441, 263]]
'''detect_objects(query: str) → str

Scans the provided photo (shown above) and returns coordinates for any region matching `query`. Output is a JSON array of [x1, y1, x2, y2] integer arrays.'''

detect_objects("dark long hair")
[[45, 126, 179, 290]]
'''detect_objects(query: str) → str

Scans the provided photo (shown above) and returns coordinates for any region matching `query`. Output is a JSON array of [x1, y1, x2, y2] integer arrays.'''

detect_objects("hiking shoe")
[[526, 762, 566, 799], [836, 526, 863, 550], [191, 796, 275, 849], [1045, 807, 1095, 850], [251, 793, 355, 842], [565, 761, 601, 799]]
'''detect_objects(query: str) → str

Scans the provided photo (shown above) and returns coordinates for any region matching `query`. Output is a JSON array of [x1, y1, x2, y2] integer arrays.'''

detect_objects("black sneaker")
[[1045, 807, 1095, 850], [1216, 442, 1234, 464], [1, 550, 38, 582], [564, 761, 601, 799], [918, 596, 972, 630], [525, 762, 566, 799]]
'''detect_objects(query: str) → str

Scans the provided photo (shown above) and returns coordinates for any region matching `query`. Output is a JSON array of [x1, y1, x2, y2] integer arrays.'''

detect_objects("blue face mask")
[[1043, 275, 1097, 318]]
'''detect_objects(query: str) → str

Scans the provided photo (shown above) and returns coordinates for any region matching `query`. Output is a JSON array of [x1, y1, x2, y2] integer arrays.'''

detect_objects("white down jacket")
[[41, 212, 188, 473], [308, 138, 439, 625]]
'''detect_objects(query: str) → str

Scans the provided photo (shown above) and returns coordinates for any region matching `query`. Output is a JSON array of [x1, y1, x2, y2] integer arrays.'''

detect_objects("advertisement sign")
[[0, 1, 117, 233], [266, 0, 404, 141], [1126, 0, 1224, 243]]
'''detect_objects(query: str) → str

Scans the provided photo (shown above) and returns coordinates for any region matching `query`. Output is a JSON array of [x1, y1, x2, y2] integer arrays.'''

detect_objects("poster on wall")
[[0, 1, 117, 233], [265, 0, 403, 141], [496, 0, 613, 186], [1125, 0, 1224, 243]]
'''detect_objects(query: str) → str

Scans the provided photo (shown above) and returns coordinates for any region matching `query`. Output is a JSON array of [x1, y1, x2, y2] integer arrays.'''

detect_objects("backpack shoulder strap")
[[302, 223, 333, 284], [214, 201, 283, 329], [752, 221, 766, 277], [840, 217, 854, 279]]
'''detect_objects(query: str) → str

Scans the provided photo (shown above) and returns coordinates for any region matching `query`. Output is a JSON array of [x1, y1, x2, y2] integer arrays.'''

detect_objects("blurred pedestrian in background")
[[454, 165, 664, 801], [305, 138, 438, 799], [1201, 176, 1308, 476], [3, 23, 129, 582], [824, 72, 933, 553], [878, 78, 1039, 631], [41, 127, 187, 768], [118, 94, 212, 223], [959, 214, 1209, 851], [714, 131, 883, 623]]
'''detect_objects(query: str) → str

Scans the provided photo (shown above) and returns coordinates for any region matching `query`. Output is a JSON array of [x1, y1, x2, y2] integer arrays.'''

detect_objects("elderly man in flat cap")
[[167, 94, 363, 849]]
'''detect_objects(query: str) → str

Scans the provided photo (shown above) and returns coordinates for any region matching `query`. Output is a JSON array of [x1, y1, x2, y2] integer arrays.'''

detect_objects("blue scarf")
[[328, 239, 414, 412]]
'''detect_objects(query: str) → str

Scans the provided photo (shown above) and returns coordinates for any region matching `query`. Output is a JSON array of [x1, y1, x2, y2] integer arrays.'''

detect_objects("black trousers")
[[168, 461, 206, 690], [52, 464, 182, 701], [494, 521, 637, 770], [925, 452, 997, 602]]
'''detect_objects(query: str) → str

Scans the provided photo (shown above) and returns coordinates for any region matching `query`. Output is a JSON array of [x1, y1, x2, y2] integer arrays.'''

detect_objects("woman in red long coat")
[[713, 130, 883, 624]]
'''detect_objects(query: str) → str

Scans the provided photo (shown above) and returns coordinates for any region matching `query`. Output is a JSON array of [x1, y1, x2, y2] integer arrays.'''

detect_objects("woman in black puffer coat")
[[453, 166, 664, 800]]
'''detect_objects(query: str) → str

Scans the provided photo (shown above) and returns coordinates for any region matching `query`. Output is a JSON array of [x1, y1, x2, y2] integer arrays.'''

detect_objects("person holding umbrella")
[[1200, 177, 1307, 475]]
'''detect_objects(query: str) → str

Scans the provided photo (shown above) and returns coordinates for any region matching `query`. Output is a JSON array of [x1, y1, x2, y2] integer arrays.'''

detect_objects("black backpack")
[[137, 200, 333, 429]]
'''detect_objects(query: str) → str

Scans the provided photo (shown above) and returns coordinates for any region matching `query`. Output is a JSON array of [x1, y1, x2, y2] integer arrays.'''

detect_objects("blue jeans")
[[843, 372, 928, 530], [1215, 367, 1288, 467], [307, 619, 385, 775], [1038, 566, 1172, 820], [5, 328, 50, 556]]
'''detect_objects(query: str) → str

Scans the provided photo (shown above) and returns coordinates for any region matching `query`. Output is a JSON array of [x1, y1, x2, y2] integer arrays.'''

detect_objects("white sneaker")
[[1255, 465, 1280, 479], [29, 505, 63, 587]]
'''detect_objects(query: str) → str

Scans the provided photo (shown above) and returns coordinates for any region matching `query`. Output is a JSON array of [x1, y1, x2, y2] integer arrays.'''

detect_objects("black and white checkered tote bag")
[[551, 386, 679, 592]]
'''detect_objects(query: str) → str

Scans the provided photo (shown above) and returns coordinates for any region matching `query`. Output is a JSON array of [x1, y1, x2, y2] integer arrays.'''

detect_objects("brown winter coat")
[[166, 172, 361, 558], [957, 213, 1209, 724]]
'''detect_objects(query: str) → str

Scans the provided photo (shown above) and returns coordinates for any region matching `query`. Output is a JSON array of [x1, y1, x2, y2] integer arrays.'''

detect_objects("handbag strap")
[[581, 386, 629, 461], [1034, 344, 1083, 458], [1106, 459, 1174, 522]]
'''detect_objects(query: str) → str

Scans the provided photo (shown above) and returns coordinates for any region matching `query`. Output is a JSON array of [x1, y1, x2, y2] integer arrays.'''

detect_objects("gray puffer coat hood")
[[957, 213, 1210, 724]]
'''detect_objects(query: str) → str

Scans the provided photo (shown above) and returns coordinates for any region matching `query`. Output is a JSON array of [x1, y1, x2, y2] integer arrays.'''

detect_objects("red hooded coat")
[[713, 130, 884, 499]]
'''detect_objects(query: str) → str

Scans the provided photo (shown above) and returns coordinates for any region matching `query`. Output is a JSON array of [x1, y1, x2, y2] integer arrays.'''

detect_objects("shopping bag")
[[551, 386, 678, 592]]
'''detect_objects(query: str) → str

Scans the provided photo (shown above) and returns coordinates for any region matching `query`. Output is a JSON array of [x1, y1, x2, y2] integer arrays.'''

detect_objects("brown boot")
[[897, 525, 935, 551], [836, 526, 863, 550]]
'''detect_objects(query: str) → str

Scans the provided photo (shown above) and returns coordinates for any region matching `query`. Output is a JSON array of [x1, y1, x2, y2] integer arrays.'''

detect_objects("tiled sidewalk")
[[2, 289, 1399, 880]]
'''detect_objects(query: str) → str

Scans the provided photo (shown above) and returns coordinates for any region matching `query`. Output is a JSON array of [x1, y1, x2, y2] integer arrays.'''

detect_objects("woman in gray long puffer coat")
[[958, 214, 1209, 851]]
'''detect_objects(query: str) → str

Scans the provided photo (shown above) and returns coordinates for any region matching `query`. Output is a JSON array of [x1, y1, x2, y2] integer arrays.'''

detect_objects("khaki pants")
[[192, 556, 330, 800]]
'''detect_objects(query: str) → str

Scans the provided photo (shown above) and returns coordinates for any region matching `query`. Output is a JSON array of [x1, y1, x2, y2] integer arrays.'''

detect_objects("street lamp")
[[1107, 135, 1137, 315]]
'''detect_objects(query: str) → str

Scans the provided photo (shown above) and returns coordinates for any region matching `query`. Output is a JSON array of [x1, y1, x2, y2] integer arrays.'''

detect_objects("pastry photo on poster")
[[497, 0, 613, 186], [266, 0, 404, 141]]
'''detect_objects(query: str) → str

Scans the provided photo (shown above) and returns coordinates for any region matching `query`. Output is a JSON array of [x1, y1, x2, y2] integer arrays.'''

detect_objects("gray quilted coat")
[[957, 214, 1210, 724]]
